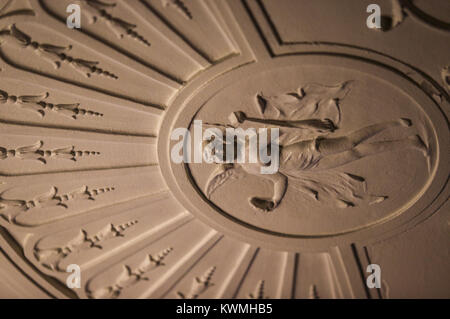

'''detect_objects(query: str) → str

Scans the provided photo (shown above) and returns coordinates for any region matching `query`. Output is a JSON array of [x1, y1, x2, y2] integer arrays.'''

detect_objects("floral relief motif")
[[34, 220, 138, 271], [177, 266, 216, 299], [0, 89, 103, 119], [0, 140, 100, 164], [87, 247, 173, 298], [81, 0, 151, 47], [0, 185, 115, 223], [0, 24, 118, 79]]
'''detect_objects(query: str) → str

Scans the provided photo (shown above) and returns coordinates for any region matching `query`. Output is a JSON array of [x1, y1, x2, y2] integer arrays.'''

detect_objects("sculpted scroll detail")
[[0, 89, 103, 119], [0, 24, 118, 79], [204, 82, 430, 213], [0, 140, 100, 163], [0, 185, 115, 223]]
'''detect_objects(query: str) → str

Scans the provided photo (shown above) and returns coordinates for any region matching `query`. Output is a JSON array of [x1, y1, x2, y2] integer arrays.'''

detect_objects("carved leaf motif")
[[88, 247, 173, 299], [162, 0, 192, 20], [16, 140, 43, 153], [0, 185, 114, 223], [15, 141, 47, 163], [0, 89, 103, 119], [8, 23, 31, 45], [35, 230, 86, 270], [81, 0, 151, 47], [0, 89, 8, 102], [0, 140, 100, 163], [18, 92, 49, 103], [35, 220, 138, 271], [177, 266, 216, 299], [1, 25, 118, 79], [34, 186, 58, 206], [248, 280, 268, 299], [38, 43, 69, 54]]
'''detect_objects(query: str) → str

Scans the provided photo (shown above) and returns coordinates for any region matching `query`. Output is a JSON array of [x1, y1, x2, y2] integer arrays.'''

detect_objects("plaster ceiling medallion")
[[0, 0, 448, 299]]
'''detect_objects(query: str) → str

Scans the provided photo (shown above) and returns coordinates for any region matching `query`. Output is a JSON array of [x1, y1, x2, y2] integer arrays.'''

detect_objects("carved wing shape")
[[205, 164, 245, 199]]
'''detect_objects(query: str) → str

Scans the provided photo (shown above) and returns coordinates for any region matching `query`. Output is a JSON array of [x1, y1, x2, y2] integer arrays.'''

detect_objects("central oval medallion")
[[160, 55, 447, 250]]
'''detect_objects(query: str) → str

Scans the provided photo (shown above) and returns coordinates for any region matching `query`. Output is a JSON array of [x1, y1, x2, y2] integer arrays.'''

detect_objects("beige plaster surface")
[[0, 0, 448, 299]]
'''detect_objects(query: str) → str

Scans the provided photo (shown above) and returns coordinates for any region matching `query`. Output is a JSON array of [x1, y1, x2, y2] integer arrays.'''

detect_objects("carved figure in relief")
[[204, 82, 430, 212]]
